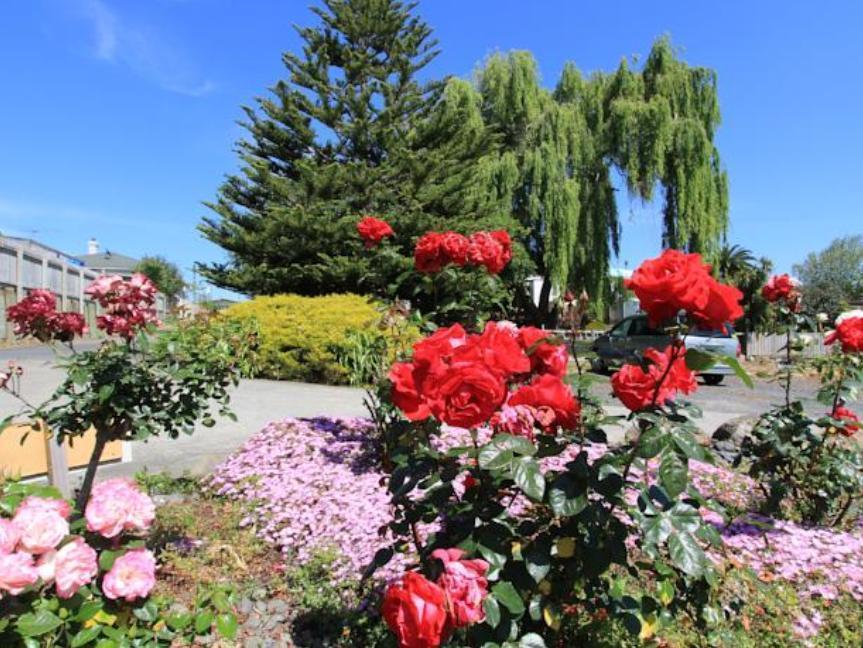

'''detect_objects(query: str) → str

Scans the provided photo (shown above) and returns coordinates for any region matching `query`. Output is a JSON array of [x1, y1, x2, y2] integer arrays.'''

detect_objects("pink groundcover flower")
[[101, 549, 156, 602], [85, 478, 155, 539]]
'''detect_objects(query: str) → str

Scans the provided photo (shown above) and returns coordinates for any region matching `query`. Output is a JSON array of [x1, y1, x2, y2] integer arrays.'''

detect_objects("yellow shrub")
[[224, 294, 416, 384]]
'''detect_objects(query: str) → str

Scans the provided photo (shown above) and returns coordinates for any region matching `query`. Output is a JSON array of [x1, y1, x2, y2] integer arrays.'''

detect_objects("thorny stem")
[[784, 325, 793, 409]]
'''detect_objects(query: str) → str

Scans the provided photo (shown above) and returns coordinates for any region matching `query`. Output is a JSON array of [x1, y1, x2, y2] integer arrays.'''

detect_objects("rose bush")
[[737, 303, 863, 525], [363, 249, 757, 646], [0, 480, 238, 646], [3, 291, 258, 509]]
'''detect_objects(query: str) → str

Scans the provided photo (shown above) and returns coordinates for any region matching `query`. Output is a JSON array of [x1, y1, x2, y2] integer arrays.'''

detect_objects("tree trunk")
[[75, 430, 109, 513], [537, 277, 554, 328]]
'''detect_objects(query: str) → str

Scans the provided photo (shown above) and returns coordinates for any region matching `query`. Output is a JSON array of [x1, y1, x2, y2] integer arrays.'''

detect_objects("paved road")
[[1, 344, 854, 486]]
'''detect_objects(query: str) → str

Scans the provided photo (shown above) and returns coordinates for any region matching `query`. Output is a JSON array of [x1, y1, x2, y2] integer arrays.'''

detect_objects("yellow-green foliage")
[[224, 294, 415, 384]]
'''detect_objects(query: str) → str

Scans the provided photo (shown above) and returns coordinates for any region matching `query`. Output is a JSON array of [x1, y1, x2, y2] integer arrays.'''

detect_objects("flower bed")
[[206, 416, 863, 615], [206, 417, 411, 583]]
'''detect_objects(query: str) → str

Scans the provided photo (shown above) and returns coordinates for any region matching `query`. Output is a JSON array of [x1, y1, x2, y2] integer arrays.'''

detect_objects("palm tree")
[[716, 244, 756, 283]]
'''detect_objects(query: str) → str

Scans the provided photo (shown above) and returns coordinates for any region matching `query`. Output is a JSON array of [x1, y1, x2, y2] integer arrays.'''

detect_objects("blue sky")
[[1, 1, 861, 297]]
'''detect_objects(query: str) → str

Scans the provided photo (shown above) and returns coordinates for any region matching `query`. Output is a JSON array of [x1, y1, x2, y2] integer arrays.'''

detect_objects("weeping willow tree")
[[473, 37, 728, 322]]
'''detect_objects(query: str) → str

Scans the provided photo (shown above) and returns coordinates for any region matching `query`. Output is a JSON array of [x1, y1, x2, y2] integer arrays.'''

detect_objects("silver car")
[[591, 314, 740, 385]]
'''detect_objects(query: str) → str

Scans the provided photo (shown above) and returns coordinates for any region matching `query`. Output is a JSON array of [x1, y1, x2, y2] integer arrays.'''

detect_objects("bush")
[[224, 294, 417, 384]]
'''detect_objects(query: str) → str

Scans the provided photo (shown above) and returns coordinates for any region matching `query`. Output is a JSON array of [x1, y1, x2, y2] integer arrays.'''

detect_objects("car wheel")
[[702, 374, 724, 386], [591, 357, 607, 374]]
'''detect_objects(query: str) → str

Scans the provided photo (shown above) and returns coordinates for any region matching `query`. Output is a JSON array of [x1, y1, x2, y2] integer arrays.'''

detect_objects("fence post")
[[43, 425, 71, 500]]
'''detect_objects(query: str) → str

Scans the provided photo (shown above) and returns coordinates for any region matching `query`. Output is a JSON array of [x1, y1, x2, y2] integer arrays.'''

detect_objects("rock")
[[245, 615, 262, 630], [711, 415, 759, 463], [267, 599, 288, 614], [239, 597, 254, 615]]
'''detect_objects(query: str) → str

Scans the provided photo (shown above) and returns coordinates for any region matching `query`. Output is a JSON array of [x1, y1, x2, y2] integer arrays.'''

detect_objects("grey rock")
[[268, 599, 289, 614], [712, 414, 759, 463], [239, 598, 254, 615], [245, 615, 262, 630]]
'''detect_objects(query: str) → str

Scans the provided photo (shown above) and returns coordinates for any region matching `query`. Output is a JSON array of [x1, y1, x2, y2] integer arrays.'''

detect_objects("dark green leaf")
[[478, 446, 514, 471], [519, 633, 547, 648], [548, 474, 588, 517], [483, 595, 501, 628], [16, 610, 63, 637], [71, 626, 103, 647], [512, 457, 545, 501], [719, 354, 753, 389], [685, 348, 716, 372], [524, 546, 551, 583], [492, 581, 525, 615], [668, 531, 707, 577], [658, 452, 688, 498]]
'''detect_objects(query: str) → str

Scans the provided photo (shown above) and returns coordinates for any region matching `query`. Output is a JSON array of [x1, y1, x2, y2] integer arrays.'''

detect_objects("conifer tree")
[[199, 0, 509, 296]]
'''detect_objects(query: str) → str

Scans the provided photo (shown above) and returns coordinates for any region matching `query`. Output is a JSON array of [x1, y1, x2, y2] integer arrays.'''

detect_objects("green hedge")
[[224, 294, 416, 384]]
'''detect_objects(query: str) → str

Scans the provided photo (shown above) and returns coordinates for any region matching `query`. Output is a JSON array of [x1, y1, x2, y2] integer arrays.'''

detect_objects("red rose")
[[415, 232, 447, 273], [382, 572, 450, 648], [467, 232, 507, 274], [490, 230, 513, 268], [411, 324, 468, 376], [431, 548, 489, 628], [825, 311, 863, 354], [476, 321, 530, 379], [424, 357, 507, 429], [762, 274, 800, 304], [440, 232, 470, 267], [625, 249, 743, 331], [389, 362, 430, 421], [508, 374, 581, 431], [830, 406, 861, 437], [516, 327, 569, 377], [610, 345, 697, 411], [357, 216, 394, 247], [49, 312, 87, 342]]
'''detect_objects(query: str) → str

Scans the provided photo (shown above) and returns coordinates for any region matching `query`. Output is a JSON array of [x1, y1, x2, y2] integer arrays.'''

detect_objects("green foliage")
[[19, 315, 257, 508], [793, 235, 863, 320], [198, 0, 517, 300], [200, 1, 727, 328], [0, 481, 240, 648], [737, 349, 863, 526], [716, 244, 774, 338], [133, 256, 186, 302], [471, 37, 727, 323], [225, 294, 419, 384], [370, 331, 735, 646]]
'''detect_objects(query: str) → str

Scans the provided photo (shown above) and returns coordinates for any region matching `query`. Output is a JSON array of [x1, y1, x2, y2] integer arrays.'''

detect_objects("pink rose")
[[0, 518, 21, 554], [17, 496, 72, 520], [0, 551, 39, 595], [85, 478, 155, 538], [37, 550, 56, 584], [54, 537, 98, 598], [13, 505, 69, 554], [432, 548, 489, 627], [101, 549, 156, 602]]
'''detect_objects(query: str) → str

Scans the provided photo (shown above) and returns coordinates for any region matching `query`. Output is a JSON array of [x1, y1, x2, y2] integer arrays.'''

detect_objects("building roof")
[[75, 251, 140, 271], [2, 236, 85, 267]]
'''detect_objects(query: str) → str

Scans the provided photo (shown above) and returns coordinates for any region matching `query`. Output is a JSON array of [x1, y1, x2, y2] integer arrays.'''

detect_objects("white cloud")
[[72, 0, 216, 97]]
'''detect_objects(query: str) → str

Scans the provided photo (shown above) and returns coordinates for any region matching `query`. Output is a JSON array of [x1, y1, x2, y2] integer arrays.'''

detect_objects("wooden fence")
[[745, 332, 826, 358]]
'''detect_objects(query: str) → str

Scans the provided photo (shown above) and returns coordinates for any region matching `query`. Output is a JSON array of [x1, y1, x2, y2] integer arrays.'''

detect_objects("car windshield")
[[690, 326, 734, 338]]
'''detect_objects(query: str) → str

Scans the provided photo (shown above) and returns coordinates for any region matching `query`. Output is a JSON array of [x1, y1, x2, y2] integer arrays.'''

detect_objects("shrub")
[[224, 294, 418, 384]]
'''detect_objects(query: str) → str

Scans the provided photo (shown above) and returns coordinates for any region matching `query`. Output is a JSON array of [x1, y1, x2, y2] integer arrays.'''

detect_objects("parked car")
[[590, 314, 740, 385]]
